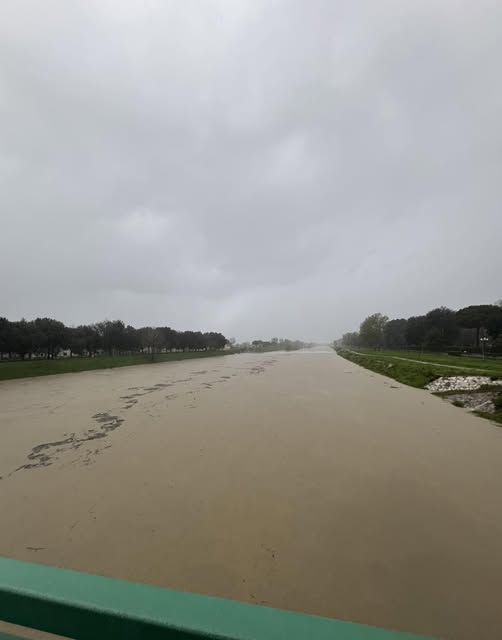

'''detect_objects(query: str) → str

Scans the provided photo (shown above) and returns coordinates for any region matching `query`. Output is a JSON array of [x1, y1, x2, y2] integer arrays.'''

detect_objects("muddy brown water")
[[2, 350, 502, 639]]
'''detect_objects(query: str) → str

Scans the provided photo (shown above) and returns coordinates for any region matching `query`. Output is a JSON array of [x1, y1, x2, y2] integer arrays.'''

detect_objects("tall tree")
[[0, 317, 13, 358], [359, 313, 388, 348], [405, 315, 427, 347], [11, 320, 35, 360], [161, 327, 178, 352], [457, 305, 502, 344], [383, 319, 408, 349], [138, 327, 164, 361], [33, 318, 67, 359], [424, 307, 458, 349], [95, 320, 126, 355], [342, 332, 360, 347]]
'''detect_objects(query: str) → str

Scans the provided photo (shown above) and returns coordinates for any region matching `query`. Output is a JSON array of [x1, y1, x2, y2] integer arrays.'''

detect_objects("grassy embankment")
[[336, 347, 502, 424], [0, 350, 234, 382]]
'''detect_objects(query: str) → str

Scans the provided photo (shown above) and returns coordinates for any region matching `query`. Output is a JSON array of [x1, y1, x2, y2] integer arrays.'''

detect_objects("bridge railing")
[[0, 556, 429, 639]]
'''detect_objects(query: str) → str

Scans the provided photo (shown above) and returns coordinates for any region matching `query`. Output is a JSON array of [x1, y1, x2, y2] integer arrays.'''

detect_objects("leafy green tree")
[[0, 317, 13, 358], [342, 332, 360, 347], [33, 318, 67, 358], [457, 305, 502, 344], [138, 327, 164, 361], [161, 327, 178, 352], [95, 320, 126, 355], [0, 317, 230, 359], [423, 327, 445, 351], [359, 313, 388, 348], [203, 332, 227, 350], [424, 307, 458, 349], [122, 325, 140, 353], [383, 319, 407, 349], [67, 326, 87, 356], [11, 319, 35, 360], [405, 315, 426, 347]]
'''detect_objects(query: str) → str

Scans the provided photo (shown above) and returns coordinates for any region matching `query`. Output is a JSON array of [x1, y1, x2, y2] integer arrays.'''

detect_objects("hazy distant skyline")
[[1, 1, 501, 342]]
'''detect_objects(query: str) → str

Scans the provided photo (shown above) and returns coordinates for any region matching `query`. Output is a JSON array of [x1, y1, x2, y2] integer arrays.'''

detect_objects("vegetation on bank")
[[0, 314, 309, 381], [0, 317, 228, 360], [336, 348, 474, 387], [336, 347, 502, 425], [352, 348, 502, 375], [339, 303, 502, 355], [0, 350, 235, 382], [238, 338, 310, 352], [336, 302, 502, 425]]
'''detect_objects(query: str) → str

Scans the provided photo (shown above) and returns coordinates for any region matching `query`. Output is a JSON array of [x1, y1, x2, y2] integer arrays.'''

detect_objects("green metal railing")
[[0, 556, 431, 639]]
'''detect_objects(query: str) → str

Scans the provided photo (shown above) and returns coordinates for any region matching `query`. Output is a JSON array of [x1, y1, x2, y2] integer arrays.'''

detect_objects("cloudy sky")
[[1, 0, 501, 342]]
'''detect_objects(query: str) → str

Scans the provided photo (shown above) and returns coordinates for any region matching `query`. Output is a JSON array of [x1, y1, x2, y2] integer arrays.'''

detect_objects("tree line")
[[340, 303, 502, 354], [0, 317, 228, 360], [246, 338, 309, 351]]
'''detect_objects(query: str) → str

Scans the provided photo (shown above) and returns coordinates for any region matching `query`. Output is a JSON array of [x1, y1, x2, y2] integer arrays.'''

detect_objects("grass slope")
[[0, 351, 232, 382], [337, 348, 502, 424], [353, 348, 502, 375]]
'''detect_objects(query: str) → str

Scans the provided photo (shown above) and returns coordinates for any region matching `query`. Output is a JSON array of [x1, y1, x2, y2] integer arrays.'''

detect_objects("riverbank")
[[336, 347, 502, 424], [0, 350, 234, 382]]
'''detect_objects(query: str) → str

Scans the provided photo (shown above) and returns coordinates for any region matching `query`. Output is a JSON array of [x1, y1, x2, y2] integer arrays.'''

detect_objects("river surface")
[[1, 350, 502, 639]]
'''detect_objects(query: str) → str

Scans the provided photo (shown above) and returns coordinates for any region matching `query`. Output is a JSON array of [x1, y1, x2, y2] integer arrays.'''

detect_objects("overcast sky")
[[1, 0, 501, 342]]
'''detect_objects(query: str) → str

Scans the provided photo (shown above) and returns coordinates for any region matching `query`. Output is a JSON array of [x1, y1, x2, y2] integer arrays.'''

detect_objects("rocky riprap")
[[426, 376, 502, 393], [426, 376, 502, 415]]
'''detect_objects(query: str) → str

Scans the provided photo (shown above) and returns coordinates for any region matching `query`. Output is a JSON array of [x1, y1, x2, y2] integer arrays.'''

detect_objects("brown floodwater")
[[1, 350, 502, 639]]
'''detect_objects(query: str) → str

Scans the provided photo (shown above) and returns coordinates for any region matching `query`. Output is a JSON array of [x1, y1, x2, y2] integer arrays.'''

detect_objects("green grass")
[[352, 348, 502, 375], [336, 348, 469, 387], [475, 410, 502, 425], [0, 351, 233, 382]]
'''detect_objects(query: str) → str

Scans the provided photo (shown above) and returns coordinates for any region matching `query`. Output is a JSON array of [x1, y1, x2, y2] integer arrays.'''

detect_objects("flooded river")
[[2, 350, 502, 639]]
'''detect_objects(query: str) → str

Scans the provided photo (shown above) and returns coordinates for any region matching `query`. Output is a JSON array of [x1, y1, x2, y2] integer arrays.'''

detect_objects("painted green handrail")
[[0, 557, 431, 639]]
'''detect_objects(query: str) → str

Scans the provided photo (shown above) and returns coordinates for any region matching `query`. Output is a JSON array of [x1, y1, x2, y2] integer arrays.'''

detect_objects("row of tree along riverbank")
[[0, 317, 228, 361], [339, 303, 502, 355], [0, 316, 309, 381]]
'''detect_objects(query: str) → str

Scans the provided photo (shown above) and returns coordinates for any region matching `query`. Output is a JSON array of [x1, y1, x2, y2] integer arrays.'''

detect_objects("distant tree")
[[457, 305, 502, 345], [359, 313, 388, 348], [178, 331, 206, 351], [11, 319, 35, 360], [383, 319, 407, 349], [67, 326, 87, 356], [0, 316, 229, 360], [82, 325, 101, 355], [33, 317, 67, 358], [95, 320, 126, 355], [122, 325, 140, 353], [0, 317, 13, 358], [161, 327, 178, 352], [405, 315, 427, 348], [202, 331, 227, 350], [138, 327, 164, 361], [424, 307, 458, 349], [423, 327, 445, 351], [342, 332, 360, 347]]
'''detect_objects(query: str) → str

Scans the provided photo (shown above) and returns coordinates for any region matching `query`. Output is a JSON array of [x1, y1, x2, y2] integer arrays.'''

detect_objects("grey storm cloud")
[[1, 0, 501, 341]]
